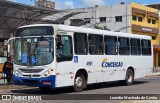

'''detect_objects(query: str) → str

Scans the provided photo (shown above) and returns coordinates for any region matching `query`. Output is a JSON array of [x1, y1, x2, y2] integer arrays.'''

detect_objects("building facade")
[[47, 2, 159, 67], [35, 0, 55, 9], [130, 3, 159, 67], [45, 4, 131, 33], [147, 4, 160, 67]]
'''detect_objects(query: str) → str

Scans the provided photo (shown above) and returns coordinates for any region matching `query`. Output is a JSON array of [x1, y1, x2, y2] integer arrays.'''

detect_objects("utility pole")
[[95, 5, 98, 24], [126, 4, 127, 33]]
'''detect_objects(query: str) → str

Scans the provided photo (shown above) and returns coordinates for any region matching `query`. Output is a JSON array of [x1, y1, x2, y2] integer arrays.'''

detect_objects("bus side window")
[[118, 37, 130, 55], [56, 35, 73, 62], [141, 39, 151, 55], [131, 38, 141, 55], [88, 34, 103, 55], [74, 32, 88, 55], [104, 36, 118, 55]]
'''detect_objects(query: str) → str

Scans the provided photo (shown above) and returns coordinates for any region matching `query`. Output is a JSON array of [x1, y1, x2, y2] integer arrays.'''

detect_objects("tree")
[[94, 25, 111, 31]]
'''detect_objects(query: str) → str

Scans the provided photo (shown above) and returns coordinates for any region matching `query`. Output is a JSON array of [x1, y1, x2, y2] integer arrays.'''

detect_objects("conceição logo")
[[102, 58, 123, 68]]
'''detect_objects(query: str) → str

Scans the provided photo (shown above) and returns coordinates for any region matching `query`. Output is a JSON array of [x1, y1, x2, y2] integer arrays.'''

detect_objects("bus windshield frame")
[[15, 26, 53, 37], [14, 36, 54, 66], [13, 26, 54, 66]]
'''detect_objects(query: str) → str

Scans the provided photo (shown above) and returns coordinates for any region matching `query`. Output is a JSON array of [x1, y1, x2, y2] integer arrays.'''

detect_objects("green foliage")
[[94, 25, 111, 31]]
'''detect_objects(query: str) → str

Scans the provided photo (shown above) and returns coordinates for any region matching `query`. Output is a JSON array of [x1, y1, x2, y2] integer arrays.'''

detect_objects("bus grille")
[[19, 68, 44, 73], [22, 79, 39, 85], [22, 75, 41, 78]]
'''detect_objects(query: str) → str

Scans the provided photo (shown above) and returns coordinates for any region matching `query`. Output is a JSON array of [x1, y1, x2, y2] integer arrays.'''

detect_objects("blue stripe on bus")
[[13, 75, 55, 88]]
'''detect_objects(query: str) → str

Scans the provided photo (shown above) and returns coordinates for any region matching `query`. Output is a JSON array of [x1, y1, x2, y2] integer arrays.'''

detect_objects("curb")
[[0, 85, 37, 92], [0, 73, 159, 92], [146, 72, 160, 77]]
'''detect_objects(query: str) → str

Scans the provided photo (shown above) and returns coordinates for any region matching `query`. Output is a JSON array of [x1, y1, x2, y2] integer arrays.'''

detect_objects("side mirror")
[[56, 35, 63, 57], [56, 34, 61, 41], [55, 35, 59, 41], [56, 35, 63, 49]]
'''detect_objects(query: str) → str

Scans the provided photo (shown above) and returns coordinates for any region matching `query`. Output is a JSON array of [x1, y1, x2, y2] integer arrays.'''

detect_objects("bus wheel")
[[39, 87, 51, 91], [125, 69, 134, 86], [73, 73, 86, 92]]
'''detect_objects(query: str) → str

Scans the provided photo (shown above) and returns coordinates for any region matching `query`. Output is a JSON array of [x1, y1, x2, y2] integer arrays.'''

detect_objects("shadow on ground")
[[10, 80, 148, 95]]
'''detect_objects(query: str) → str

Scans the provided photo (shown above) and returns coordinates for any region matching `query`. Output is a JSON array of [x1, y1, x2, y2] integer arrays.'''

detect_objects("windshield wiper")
[[32, 42, 38, 55]]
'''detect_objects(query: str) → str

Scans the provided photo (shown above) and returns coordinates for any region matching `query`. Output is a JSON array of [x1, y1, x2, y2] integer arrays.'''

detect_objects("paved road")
[[3, 76, 160, 94], [0, 75, 160, 103]]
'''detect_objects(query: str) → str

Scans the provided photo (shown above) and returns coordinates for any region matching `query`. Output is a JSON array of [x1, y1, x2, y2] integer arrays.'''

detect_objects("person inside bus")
[[56, 36, 63, 56], [3, 57, 13, 84]]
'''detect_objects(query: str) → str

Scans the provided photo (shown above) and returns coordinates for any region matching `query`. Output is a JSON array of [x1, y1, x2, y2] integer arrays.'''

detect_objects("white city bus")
[[9, 24, 153, 92]]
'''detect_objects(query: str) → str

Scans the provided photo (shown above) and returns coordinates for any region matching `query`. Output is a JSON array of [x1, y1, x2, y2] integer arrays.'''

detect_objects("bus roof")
[[19, 24, 151, 40]]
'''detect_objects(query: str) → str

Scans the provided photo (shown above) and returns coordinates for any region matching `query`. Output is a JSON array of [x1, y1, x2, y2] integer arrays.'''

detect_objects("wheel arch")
[[74, 68, 88, 82]]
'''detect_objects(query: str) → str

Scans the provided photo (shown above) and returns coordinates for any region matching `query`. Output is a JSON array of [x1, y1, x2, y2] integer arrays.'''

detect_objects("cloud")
[[50, 0, 74, 9], [81, 0, 105, 6], [65, 0, 74, 9]]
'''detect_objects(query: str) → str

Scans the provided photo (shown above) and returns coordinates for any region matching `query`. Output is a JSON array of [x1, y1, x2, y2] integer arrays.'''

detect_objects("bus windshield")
[[14, 37, 54, 66]]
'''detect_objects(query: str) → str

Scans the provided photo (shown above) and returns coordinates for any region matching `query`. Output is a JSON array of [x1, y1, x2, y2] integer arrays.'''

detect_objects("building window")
[[148, 19, 151, 23], [152, 19, 156, 24], [84, 18, 90, 23], [61, 22, 64, 24], [89, 34, 103, 55], [138, 16, 143, 22], [131, 39, 141, 55], [118, 37, 130, 55], [115, 16, 122, 22], [104, 36, 118, 55], [132, 15, 137, 21], [74, 32, 88, 55], [99, 17, 106, 22], [152, 36, 156, 40]]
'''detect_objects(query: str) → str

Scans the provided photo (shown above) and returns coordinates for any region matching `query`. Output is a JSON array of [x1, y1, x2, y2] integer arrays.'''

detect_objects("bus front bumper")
[[13, 75, 55, 88]]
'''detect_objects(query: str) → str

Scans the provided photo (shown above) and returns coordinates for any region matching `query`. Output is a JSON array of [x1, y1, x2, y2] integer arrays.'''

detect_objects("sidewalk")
[[0, 73, 31, 90], [0, 73, 6, 85], [148, 67, 160, 76], [153, 67, 160, 72]]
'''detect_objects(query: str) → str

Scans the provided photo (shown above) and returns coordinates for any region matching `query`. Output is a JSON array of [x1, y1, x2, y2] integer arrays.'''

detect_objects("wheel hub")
[[75, 77, 83, 87], [128, 72, 132, 83]]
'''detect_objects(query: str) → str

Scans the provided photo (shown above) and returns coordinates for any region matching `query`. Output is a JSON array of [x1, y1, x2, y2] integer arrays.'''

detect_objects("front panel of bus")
[[13, 26, 56, 88]]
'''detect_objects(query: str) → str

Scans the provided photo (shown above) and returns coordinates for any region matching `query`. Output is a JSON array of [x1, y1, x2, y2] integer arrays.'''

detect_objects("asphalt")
[[0, 67, 160, 91]]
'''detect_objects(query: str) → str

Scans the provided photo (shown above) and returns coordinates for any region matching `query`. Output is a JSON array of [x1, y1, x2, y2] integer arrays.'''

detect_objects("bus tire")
[[73, 73, 86, 92], [125, 69, 134, 86], [39, 87, 51, 91]]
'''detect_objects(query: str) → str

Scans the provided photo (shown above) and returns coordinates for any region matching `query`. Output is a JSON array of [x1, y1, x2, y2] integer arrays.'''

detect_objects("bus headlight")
[[44, 73, 49, 77], [15, 69, 22, 76], [43, 69, 53, 77]]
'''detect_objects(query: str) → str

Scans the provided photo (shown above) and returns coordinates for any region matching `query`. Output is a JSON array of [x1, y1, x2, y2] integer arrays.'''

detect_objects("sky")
[[7, 0, 160, 10]]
